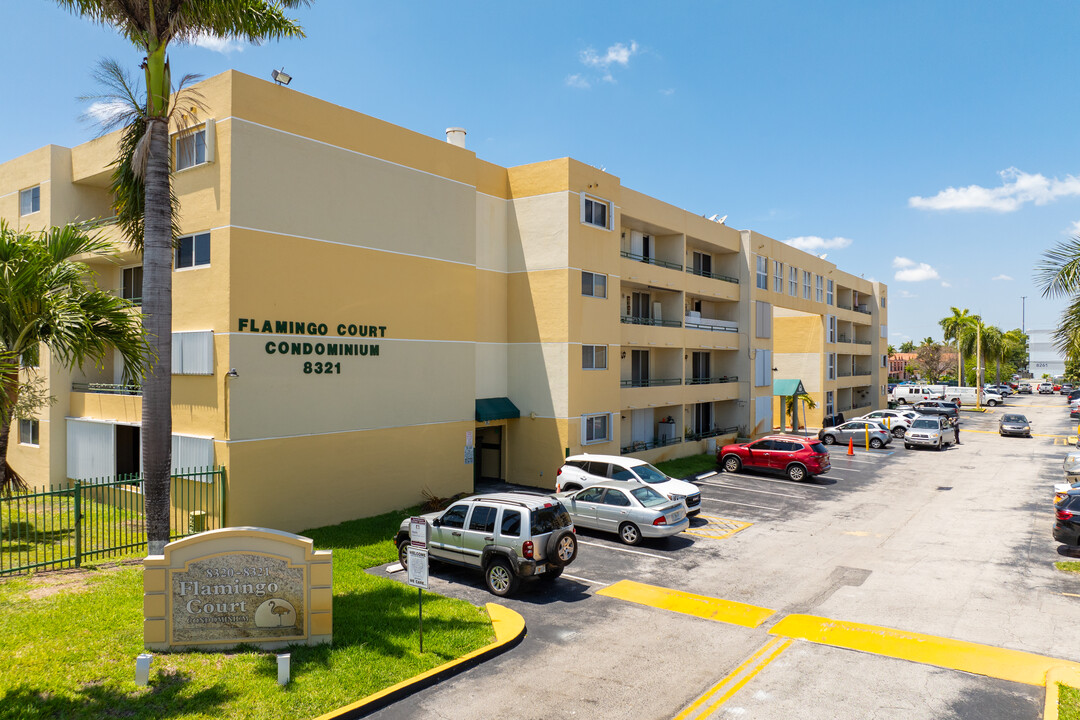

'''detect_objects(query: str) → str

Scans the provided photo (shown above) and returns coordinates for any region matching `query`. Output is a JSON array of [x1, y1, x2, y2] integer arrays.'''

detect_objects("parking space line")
[[696, 480, 802, 499], [576, 539, 668, 560], [598, 579, 775, 628], [716, 472, 829, 487], [561, 572, 606, 587], [826, 456, 879, 464], [769, 614, 1080, 686], [672, 637, 792, 720], [703, 497, 781, 511]]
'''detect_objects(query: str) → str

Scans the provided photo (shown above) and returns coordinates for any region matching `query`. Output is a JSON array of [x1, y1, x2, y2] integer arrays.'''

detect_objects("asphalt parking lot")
[[368, 392, 1080, 719]]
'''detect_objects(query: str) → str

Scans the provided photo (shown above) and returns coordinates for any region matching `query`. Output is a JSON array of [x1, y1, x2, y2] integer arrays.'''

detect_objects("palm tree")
[[1037, 237, 1080, 361], [981, 325, 1003, 385], [899, 340, 916, 353], [940, 307, 976, 385], [56, 1, 308, 554], [0, 222, 147, 494], [887, 344, 896, 355]]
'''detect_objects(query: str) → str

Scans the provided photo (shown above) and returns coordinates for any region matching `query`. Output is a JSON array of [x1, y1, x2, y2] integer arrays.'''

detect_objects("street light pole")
[[1021, 296, 1028, 376]]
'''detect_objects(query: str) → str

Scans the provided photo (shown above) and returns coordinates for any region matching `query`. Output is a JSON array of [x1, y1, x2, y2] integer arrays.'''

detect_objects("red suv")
[[717, 435, 831, 482]]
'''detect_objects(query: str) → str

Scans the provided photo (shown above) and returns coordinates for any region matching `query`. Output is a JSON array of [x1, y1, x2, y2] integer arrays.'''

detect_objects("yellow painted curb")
[[771, 614, 1080, 686], [597, 579, 774, 628], [1045, 666, 1080, 719], [314, 602, 525, 719]]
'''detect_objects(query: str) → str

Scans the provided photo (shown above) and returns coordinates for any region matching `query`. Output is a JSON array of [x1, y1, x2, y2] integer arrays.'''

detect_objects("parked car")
[[904, 417, 949, 450], [1063, 384, 1076, 395], [818, 421, 892, 449], [890, 386, 941, 404], [1065, 451, 1080, 482], [560, 481, 688, 545], [395, 493, 577, 597], [986, 384, 1013, 397], [853, 410, 912, 438], [556, 454, 702, 515], [1040, 382, 1055, 394], [1017, 384, 1032, 394], [998, 413, 1031, 437], [1054, 491, 1080, 546], [912, 400, 961, 421], [1071, 407, 1080, 421], [718, 435, 831, 482]]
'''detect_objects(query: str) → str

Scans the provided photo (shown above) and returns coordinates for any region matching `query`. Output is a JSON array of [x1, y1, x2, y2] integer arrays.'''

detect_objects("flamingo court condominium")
[[0, 71, 887, 532]]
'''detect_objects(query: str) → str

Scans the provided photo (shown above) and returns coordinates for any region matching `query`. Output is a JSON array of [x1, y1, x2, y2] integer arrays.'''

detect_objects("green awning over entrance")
[[475, 397, 520, 422], [773, 379, 805, 396]]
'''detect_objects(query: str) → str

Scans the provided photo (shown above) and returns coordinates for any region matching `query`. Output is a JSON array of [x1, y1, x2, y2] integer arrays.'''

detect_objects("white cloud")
[[1068, 220, 1080, 236], [992, 274, 1014, 281], [899, 290, 918, 298], [189, 32, 245, 55], [581, 41, 639, 69], [85, 100, 128, 126], [941, 281, 952, 288], [784, 236, 853, 252], [909, 167, 1080, 212], [565, 74, 590, 89], [891, 256, 940, 282]]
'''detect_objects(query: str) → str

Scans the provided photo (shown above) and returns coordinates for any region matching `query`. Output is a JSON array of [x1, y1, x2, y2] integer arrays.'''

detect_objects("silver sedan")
[[560, 481, 689, 545], [818, 420, 892, 449]]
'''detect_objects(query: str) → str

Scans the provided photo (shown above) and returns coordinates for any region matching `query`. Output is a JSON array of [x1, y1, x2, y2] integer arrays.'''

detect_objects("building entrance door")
[[475, 426, 503, 486], [116, 425, 140, 478]]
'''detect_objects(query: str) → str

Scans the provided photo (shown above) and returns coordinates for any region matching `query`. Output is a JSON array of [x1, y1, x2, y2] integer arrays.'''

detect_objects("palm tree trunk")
[[142, 117, 173, 555], [0, 368, 23, 494]]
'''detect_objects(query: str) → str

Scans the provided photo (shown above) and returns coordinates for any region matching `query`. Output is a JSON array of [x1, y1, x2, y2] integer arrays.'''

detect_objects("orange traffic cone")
[[847, 438, 854, 456]]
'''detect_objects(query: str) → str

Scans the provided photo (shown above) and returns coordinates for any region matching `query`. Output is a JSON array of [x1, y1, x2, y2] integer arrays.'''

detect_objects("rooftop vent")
[[445, 127, 466, 148]]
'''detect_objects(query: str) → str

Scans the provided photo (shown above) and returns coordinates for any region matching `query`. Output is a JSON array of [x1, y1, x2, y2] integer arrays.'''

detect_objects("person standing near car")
[[953, 416, 961, 445]]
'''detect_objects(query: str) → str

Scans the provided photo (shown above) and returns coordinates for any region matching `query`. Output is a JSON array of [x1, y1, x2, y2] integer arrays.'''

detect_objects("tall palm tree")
[[0, 221, 147, 494], [981, 325, 1003, 385], [940, 307, 976, 385], [1037, 237, 1080, 360], [56, 1, 308, 554]]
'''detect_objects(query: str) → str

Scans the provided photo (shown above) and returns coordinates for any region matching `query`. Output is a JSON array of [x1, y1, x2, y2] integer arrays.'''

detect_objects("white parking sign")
[[406, 546, 429, 589], [409, 517, 428, 547]]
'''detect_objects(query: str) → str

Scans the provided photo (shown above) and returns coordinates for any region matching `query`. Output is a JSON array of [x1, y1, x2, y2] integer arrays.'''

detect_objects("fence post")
[[73, 481, 82, 569], [219, 466, 227, 529]]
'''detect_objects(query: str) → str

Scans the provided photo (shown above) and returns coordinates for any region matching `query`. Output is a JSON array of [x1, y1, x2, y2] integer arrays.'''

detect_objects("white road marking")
[[703, 497, 781, 511], [714, 472, 829, 488], [827, 456, 879, 464], [697, 480, 802, 498], [697, 471, 719, 480], [562, 572, 606, 587], [576, 539, 668, 559]]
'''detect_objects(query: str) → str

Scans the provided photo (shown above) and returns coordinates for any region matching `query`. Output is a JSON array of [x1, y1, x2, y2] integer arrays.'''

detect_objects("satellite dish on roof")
[[708, 214, 727, 224]]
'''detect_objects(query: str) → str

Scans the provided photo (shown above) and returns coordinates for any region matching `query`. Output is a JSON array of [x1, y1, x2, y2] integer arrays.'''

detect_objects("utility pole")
[[1021, 296, 1028, 376], [976, 319, 982, 410]]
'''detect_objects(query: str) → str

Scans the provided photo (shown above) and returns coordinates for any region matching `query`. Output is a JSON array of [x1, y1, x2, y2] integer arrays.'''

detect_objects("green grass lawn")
[[1054, 561, 1080, 574], [0, 507, 494, 720], [1061, 684, 1080, 719], [655, 453, 720, 479]]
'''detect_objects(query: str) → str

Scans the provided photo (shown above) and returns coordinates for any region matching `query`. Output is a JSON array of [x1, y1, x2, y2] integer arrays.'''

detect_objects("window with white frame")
[[755, 301, 772, 338], [827, 353, 836, 380], [803, 270, 811, 299], [582, 413, 611, 444], [175, 128, 208, 171], [815, 275, 823, 302], [826, 391, 834, 416], [827, 315, 836, 343], [789, 266, 798, 296], [19, 419, 39, 446], [756, 256, 768, 289], [881, 355, 887, 367], [175, 232, 211, 269], [754, 349, 773, 387], [826, 279, 834, 305], [19, 186, 40, 216], [582, 195, 610, 229], [582, 345, 607, 370], [774, 260, 783, 292], [582, 271, 607, 298], [172, 331, 214, 375], [122, 266, 143, 304]]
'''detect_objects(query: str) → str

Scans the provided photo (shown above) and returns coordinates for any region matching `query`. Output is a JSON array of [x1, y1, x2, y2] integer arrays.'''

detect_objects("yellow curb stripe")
[[770, 614, 1080, 686], [1045, 666, 1080, 719], [313, 602, 523, 720], [673, 637, 790, 720], [597, 579, 774, 628]]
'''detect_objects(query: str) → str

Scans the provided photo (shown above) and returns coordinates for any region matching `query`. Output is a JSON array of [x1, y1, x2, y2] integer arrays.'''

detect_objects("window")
[[611, 464, 635, 480], [602, 489, 631, 507], [577, 487, 605, 503], [500, 509, 521, 537], [582, 413, 610, 444], [881, 296, 887, 309], [582, 195, 609, 229], [175, 232, 211, 269], [19, 419, 39, 446], [582, 344, 607, 370], [789, 267, 798, 296], [19, 186, 40, 216], [172, 331, 214, 375], [774, 260, 783, 292], [754, 349, 772, 387], [756, 256, 768, 289], [582, 271, 607, 298], [122, 266, 143, 304], [693, 252, 712, 277], [826, 315, 836, 343], [755, 301, 772, 338], [880, 324, 888, 339], [826, 279, 834, 305], [827, 353, 836, 380], [815, 275, 824, 303], [468, 505, 497, 533], [826, 391, 834, 416], [175, 128, 207, 171], [803, 270, 811, 299], [440, 504, 469, 529], [881, 355, 888, 368]]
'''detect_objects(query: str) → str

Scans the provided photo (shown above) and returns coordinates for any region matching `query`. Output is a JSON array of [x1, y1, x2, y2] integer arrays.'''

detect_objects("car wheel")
[[870, 438, 883, 449], [484, 558, 519, 597], [987, 400, 998, 407], [896, 398, 907, 404], [723, 455, 742, 473], [619, 522, 642, 546], [546, 529, 578, 567], [787, 464, 807, 482], [397, 540, 410, 569], [892, 427, 906, 438], [936, 440, 943, 451], [822, 434, 837, 445], [904, 443, 912, 450], [562, 483, 581, 492]]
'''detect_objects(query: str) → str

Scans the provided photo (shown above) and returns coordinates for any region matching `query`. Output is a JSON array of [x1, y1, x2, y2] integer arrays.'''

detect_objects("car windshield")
[[530, 503, 572, 534], [911, 419, 938, 429], [632, 463, 671, 484], [630, 485, 669, 507], [1002, 415, 1025, 423]]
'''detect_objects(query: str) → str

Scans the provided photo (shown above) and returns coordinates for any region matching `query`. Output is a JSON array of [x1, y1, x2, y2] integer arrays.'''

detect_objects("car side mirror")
[[432, 517, 442, 527]]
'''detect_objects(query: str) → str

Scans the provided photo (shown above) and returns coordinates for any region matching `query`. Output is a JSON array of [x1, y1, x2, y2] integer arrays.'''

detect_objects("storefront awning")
[[773, 379, 805, 396], [475, 397, 520, 422]]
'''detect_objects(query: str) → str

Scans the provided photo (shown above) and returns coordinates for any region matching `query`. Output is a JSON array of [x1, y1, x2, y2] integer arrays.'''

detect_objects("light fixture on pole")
[[271, 68, 292, 86], [224, 368, 239, 438]]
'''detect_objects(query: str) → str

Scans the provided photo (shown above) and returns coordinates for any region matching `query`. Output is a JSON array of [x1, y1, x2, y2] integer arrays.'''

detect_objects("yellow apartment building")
[[0, 70, 887, 532]]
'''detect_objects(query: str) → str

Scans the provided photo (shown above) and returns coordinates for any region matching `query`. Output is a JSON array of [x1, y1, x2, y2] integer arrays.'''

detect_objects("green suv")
[[395, 493, 578, 597]]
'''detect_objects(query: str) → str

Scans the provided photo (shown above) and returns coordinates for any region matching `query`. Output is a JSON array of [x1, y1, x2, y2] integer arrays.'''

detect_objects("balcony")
[[621, 436, 682, 454], [620, 377, 681, 388], [854, 305, 872, 315], [836, 370, 852, 378], [71, 382, 141, 396], [621, 315, 682, 328], [685, 376, 738, 385], [685, 425, 739, 441], [837, 303, 853, 311], [684, 314, 738, 333], [620, 250, 683, 271], [686, 267, 739, 284]]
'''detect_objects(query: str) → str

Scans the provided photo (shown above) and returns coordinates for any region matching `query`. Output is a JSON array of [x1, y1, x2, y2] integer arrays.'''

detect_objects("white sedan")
[[560, 481, 689, 545]]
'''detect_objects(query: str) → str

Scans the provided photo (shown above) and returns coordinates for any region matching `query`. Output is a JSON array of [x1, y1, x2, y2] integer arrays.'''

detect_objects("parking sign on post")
[[406, 546, 429, 589], [406, 519, 429, 652], [409, 517, 428, 548]]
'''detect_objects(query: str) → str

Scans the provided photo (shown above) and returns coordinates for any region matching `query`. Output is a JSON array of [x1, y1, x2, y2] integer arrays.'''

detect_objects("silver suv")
[[395, 493, 578, 597]]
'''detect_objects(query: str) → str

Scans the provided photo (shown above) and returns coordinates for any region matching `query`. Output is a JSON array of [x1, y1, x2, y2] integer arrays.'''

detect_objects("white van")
[[890, 386, 939, 404], [939, 386, 1003, 407]]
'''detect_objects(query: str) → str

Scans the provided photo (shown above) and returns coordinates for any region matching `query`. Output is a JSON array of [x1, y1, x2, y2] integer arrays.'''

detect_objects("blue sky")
[[3, 1, 1079, 347]]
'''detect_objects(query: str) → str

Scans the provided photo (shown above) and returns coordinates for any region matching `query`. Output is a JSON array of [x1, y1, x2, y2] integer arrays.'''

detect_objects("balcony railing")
[[684, 318, 738, 333], [837, 303, 853, 311], [686, 267, 739, 284], [837, 336, 851, 343], [620, 250, 684, 271], [72, 382, 141, 396], [853, 370, 872, 377], [853, 339, 872, 345], [620, 378, 681, 388], [685, 376, 738, 385], [685, 425, 739, 441], [854, 306, 872, 315], [75, 216, 119, 231], [837, 370, 853, 377], [620, 315, 682, 328], [621, 436, 683, 454]]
